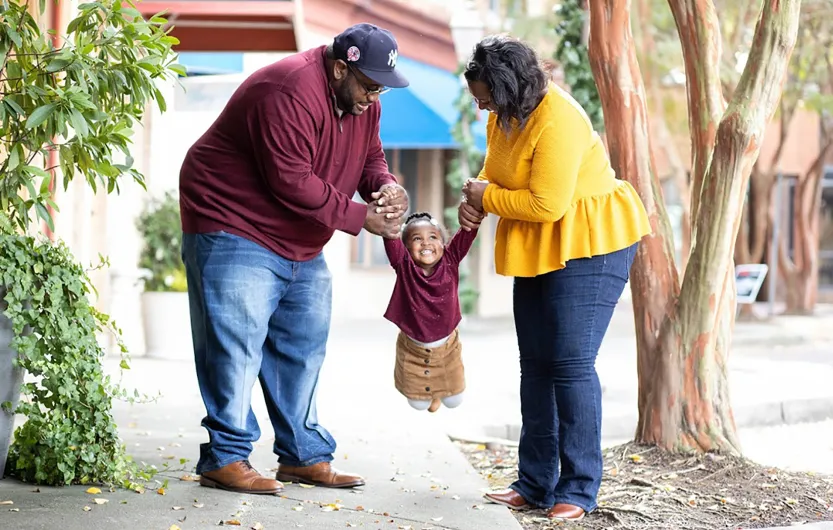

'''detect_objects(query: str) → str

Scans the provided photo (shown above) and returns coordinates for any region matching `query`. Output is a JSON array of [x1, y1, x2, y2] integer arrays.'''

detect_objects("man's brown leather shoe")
[[199, 460, 283, 494], [547, 503, 586, 521], [276, 462, 365, 488], [483, 489, 531, 510]]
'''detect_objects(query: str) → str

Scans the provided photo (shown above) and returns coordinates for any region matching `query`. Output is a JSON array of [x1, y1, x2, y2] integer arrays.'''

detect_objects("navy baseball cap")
[[333, 23, 409, 89]]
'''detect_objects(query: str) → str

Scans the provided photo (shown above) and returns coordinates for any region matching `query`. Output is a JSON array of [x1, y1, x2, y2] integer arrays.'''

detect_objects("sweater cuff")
[[481, 183, 497, 215], [342, 201, 367, 236]]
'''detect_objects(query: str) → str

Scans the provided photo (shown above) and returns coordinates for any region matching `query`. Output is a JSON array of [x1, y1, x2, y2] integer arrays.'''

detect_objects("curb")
[[447, 396, 833, 447]]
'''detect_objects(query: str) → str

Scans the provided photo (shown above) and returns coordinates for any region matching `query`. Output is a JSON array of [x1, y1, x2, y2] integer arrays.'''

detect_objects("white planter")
[[0, 296, 24, 478], [141, 291, 193, 361]]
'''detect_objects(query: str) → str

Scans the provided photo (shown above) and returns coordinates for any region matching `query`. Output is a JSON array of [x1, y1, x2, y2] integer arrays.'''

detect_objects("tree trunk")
[[780, 131, 833, 314], [589, 0, 802, 455]]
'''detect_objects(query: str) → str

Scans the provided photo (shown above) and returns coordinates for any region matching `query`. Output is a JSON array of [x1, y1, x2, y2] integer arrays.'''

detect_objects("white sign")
[[735, 264, 768, 304]]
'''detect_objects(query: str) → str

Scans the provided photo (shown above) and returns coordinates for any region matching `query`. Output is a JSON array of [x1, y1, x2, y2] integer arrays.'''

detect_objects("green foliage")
[[0, 213, 141, 486], [0, 0, 181, 486], [136, 191, 186, 293], [0, 0, 183, 234], [445, 69, 485, 315], [553, 0, 604, 132]]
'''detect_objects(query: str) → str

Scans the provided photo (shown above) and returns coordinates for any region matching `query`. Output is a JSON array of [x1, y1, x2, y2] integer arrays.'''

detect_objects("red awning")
[[135, 0, 298, 52]]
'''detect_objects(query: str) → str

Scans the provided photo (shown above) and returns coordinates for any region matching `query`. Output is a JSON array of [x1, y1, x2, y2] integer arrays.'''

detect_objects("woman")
[[459, 35, 651, 521]]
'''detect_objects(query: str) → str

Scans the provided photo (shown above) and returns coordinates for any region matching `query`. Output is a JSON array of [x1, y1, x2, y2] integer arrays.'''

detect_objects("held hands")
[[366, 184, 408, 239], [458, 179, 487, 232]]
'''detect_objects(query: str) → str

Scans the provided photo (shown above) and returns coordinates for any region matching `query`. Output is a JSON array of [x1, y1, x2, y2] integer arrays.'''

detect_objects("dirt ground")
[[456, 441, 833, 530]]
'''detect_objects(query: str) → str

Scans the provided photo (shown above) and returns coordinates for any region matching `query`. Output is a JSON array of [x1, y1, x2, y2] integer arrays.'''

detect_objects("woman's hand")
[[462, 179, 488, 211]]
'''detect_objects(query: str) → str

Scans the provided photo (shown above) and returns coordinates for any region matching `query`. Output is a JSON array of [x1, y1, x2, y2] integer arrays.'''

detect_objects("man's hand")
[[371, 183, 409, 216], [364, 201, 402, 239], [458, 201, 486, 232], [462, 179, 488, 211]]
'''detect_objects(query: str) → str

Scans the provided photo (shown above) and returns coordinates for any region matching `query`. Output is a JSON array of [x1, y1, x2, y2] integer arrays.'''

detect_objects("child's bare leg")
[[407, 399, 431, 411], [441, 392, 464, 409]]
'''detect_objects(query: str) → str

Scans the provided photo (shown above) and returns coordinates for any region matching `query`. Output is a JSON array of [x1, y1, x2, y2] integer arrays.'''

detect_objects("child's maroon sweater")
[[383, 228, 478, 343]]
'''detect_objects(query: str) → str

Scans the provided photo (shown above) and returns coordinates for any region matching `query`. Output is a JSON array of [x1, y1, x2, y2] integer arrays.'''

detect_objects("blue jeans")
[[510, 244, 636, 512], [181, 231, 337, 474]]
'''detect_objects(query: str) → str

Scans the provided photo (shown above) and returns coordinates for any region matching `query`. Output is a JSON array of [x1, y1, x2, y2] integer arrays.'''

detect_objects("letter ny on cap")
[[333, 23, 409, 89]]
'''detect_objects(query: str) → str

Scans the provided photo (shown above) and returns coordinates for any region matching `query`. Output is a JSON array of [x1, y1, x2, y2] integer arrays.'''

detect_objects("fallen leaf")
[[194, 503, 205, 508], [83, 506, 92, 512], [321, 503, 342, 512], [242, 500, 253, 506], [451, 495, 460, 501], [431, 516, 443, 522], [224, 521, 242, 526], [299, 483, 315, 489], [472, 504, 484, 510], [173, 506, 184, 511], [355, 505, 365, 511], [292, 506, 303, 512], [85, 487, 101, 495], [251, 523, 264, 530], [120, 500, 128, 505], [32, 489, 40, 493], [628, 454, 644, 463], [180, 474, 200, 482], [0, 501, 13, 505], [163, 455, 176, 460], [169, 526, 181, 530], [93, 498, 109, 505], [8, 507, 19, 512], [170, 443, 182, 448], [157, 488, 166, 496]]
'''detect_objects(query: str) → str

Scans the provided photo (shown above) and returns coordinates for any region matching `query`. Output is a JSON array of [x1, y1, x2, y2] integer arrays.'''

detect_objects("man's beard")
[[334, 83, 361, 116]]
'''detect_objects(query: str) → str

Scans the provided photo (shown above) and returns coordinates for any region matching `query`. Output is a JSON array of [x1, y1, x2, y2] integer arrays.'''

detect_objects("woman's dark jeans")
[[509, 243, 637, 512]]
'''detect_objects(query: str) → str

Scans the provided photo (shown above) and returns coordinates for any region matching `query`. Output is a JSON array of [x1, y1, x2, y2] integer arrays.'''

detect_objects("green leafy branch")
[[0, 0, 184, 234], [553, 0, 604, 132]]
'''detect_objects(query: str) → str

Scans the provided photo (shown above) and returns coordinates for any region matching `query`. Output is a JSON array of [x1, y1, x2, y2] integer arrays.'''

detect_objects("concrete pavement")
[[1, 302, 832, 529]]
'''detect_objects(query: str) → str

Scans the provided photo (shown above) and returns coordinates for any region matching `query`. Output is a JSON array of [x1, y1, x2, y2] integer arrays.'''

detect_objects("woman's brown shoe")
[[483, 489, 531, 510], [547, 503, 585, 521]]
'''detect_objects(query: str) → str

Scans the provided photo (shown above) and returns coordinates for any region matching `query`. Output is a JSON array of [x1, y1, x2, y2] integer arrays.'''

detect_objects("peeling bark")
[[589, 0, 802, 455]]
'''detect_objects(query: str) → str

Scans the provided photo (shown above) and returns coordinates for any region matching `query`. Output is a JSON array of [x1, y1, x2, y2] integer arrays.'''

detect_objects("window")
[[351, 149, 421, 268]]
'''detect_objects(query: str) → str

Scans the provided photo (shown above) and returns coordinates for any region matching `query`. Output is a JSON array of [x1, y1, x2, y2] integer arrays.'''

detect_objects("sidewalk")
[[0, 352, 522, 530], [1, 303, 832, 529]]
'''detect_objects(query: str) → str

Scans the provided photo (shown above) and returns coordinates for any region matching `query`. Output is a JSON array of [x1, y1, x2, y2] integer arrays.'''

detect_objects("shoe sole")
[[199, 476, 283, 495], [276, 473, 365, 489], [548, 513, 585, 522], [483, 494, 531, 511]]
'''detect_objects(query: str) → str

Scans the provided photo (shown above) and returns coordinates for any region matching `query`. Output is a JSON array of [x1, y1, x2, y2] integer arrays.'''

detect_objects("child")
[[382, 211, 478, 413]]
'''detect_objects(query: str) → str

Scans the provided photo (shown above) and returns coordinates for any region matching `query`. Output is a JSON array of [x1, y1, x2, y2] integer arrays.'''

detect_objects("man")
[[178, 23, 410, 495]]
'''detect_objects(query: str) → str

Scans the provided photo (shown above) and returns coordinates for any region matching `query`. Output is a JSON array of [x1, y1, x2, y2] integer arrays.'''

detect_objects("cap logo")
[[387, 49, 398, 68], [347, 46, 360, 62]]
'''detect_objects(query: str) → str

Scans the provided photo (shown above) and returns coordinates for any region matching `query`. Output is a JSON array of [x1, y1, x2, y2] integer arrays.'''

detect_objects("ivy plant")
[[445, 68, 485, 315], [136, 191, 187, 293], [0, 0, 181, 486], [553, 0, 605, 132]]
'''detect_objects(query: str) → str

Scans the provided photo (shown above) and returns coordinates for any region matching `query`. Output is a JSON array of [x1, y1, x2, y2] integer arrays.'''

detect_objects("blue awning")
[[174, 52, 488, 151], [378, 56, 487, 152]]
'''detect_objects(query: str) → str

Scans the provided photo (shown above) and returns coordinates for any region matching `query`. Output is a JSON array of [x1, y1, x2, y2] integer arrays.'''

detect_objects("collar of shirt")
[[318, 47, 345, 119]]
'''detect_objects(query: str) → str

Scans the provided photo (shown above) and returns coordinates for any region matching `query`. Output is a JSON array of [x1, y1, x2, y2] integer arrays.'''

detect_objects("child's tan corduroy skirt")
[[394, 329, 465, 401]]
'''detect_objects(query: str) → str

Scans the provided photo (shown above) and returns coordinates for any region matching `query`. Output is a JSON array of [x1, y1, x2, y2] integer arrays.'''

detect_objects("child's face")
[[403, 221, 445, 269]]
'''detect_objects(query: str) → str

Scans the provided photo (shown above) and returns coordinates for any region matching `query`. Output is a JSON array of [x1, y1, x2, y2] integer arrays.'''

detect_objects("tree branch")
[[680, 0, 802, 319], [665, 0, 726, 226]]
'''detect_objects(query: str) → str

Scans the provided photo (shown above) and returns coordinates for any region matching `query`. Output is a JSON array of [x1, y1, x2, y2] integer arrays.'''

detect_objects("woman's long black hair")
[[464, 35, 548, 133]]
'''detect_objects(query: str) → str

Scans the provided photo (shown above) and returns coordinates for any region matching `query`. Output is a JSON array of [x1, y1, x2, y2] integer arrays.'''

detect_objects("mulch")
[[456, 440, 833, 530]]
